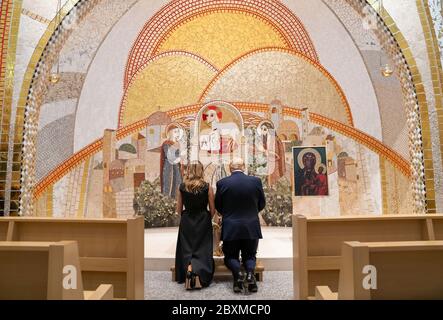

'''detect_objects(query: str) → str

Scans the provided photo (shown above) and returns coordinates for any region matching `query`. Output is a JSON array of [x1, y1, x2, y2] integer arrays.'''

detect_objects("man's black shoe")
[[233, 272, 244, 293], [246, 271, 258, 292]]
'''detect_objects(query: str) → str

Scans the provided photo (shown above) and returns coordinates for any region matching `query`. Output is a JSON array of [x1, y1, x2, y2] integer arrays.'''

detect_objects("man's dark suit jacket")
[[215, 171, 266, 241]]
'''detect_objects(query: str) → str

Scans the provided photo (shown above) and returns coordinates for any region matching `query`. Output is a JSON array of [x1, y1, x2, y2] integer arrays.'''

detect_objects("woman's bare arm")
[[176, 188, 183, 215], [208, 187, 216, 217]]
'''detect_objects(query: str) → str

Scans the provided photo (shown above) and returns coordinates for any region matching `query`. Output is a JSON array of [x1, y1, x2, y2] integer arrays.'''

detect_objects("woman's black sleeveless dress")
[[175, 183, 214, 287]]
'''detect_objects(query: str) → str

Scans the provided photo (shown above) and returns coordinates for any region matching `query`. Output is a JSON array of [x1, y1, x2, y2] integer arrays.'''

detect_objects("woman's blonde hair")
[[183, 161, 207, 194]]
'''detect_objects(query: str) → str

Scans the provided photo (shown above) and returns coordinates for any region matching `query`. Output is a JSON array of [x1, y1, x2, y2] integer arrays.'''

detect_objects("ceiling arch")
[[125, 0, 318, 87], [200, 47, 354, 126], [153, 10, 289, 69], [119, 51, 218, 127]]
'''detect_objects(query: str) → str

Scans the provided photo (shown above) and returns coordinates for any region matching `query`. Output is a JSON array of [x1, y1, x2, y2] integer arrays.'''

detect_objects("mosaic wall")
[[201, 49, 353, 126], [428, 0, 443, 65], [2, 0, 440, 217], [34, 102, 395, 222], [378, 0, 441, 212], [325, 0, 409, 159], [36, 0, 138, 189], [24, 0, 422, 216]]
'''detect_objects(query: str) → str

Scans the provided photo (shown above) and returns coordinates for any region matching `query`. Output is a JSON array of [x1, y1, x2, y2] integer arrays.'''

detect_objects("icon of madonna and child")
[[293, 146, 329, 196]]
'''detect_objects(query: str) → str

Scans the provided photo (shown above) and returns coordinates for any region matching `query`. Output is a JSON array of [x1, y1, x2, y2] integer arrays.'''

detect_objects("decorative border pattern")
[[124, 0, 318, 88], [0, 0, 14, 100], [416, 0, 443, 212], [18, 0, 99, 215], [198, 47, 355, 126], [33, 101, 411, 198], [118, 50, 219, 128], [0, 0, 22, 215], [0, 0, 15, 215]]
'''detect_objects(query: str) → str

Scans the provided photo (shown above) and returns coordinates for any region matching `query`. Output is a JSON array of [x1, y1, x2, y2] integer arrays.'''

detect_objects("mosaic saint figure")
[[160, 124, 184, 198], [256, 121, 286, 187], [200, 105, 240, 154], [197, 103, 245, 256], [199, 105, 241, 186]]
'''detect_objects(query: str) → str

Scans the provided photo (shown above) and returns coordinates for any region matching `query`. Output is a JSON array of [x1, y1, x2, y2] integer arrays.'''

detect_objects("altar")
[[144, 226, 293, 272]]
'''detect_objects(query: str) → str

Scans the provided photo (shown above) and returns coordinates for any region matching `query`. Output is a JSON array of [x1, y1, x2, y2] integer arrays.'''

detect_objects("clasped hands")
[[212, 213, 222, 227]]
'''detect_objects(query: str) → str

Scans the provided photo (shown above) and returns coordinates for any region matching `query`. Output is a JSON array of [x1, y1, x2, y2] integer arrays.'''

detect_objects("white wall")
[[282, 0, 382, 140], [74, 0, 168, 151]]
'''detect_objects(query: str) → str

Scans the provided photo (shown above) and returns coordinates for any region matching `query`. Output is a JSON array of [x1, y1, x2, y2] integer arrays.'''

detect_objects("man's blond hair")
[[230, 157, 245, 172]]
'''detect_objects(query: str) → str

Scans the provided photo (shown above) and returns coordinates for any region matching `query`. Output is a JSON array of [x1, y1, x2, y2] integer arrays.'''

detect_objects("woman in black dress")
[[175, 161, 215, 289]]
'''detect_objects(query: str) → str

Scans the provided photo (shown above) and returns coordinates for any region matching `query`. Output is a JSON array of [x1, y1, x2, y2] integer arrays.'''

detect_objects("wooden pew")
[[433, 215, 443, 240], [315, 240, 443, 300], [0, 216, 144, 300], [0, 241, 113, 300], [292, 214, 443, 299], [0, 219, 8, 240]]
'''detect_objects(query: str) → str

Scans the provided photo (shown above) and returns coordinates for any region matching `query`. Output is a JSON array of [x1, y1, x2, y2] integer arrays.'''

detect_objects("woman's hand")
[[208, 186, 216, 217], [176, 187, 183, 215]]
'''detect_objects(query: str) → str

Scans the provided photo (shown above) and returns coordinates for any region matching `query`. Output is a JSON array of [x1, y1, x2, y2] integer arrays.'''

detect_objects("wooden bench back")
[[433, 216, 443, 240], [292, 214, 443, 299], [0, 216, 144, 299], [0, 241, 84, 300], [0, 220, 9, 240], [338, 240, 443, 299]]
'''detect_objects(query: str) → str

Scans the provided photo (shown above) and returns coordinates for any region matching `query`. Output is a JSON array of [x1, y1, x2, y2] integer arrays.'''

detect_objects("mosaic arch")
[[119, 47, 354, 129], [17, 0, 427, 215], [119, 0, 322, 128], [199, 47, 354, 126], [154, 10, 289, 70], [124, 0, 318, 88], [119, 51, 218, 127]]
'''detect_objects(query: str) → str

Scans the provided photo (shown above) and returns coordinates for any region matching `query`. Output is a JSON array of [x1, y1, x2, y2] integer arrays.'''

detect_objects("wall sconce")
[[50, 0, 62, 84], [377, 0, 394, 77]]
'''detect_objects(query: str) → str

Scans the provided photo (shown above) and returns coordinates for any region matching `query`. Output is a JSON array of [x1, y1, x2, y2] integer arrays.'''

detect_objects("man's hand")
[[214, 214, 222, 225]]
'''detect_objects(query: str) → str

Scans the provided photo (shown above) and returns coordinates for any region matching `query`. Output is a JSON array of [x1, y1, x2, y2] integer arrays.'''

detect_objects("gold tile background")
[[0, 0, 22, 215], [416, 0, 443, 213]]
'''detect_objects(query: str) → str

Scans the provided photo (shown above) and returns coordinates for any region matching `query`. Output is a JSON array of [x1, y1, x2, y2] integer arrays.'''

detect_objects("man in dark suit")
[[215, 158, 266, 293]]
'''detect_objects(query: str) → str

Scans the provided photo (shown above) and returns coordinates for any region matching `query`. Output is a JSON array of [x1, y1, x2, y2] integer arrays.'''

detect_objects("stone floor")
[[144, 271, 293, 300]]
